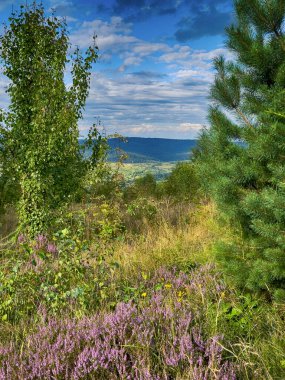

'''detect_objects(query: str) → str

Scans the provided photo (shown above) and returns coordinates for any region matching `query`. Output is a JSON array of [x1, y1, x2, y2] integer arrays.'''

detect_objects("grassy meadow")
[[111, 161, 176, 183], [0, 168, 285, 379], [1, 0, 285, 378]]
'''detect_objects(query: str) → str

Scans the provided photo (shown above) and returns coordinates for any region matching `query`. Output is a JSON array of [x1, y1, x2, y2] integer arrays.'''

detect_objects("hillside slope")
[[107, 137, 197, 162]]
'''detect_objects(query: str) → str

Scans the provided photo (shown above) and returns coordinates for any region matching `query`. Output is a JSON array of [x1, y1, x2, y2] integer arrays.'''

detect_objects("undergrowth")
[[0, 197, 284, 379]]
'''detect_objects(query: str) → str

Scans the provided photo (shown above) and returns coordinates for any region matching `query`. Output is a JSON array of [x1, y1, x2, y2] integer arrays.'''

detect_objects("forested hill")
[[106, 137, 197, 162]]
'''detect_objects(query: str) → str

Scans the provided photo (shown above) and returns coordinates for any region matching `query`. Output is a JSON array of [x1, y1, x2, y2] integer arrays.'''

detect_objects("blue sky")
[[0, 0, 234, 139]]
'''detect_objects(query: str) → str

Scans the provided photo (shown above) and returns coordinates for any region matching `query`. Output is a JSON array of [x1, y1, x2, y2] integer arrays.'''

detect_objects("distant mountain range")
[[107, 137, 197, 163]]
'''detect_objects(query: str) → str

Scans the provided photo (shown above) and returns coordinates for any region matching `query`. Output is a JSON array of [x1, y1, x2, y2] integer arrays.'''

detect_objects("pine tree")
[[194, 0, 285, 300]]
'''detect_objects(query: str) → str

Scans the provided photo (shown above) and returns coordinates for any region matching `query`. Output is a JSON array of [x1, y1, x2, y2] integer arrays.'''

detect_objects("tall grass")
[[111, 202, 221, 277], [0, 198, 284, 379]]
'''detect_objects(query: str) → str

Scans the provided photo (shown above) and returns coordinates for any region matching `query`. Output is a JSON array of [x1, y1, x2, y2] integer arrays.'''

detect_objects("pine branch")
[[236, 107, 254, 129], [273, 28, 285, 53]]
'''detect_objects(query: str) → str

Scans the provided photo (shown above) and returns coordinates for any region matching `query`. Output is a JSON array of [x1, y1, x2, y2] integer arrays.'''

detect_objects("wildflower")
[[0, 265, 237, 380], [46, 243, 58, 255], [17, 233, 26, 244], [141, 272, 148, 280], [35, 234, 48, 250]]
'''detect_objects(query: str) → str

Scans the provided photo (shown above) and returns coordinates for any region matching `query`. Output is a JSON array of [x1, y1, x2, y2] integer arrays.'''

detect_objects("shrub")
[[0, 228, 119, 322], [0, 265, 236, 380], [124, 173, 157, 200], [162, 162, 200, 201]]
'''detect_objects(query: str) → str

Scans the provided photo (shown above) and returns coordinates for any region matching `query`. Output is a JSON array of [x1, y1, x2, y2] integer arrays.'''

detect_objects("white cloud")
[[159, 45, 192, 63], [48, 0, 73, 8], [70, 17, 135, 50], [0, 73, 10, 109], [132, 42, 170, 55], [58, 15, 77, 22], [79, 65, 210, 138], [113, 122, 204, 139], [69, 17, 172, 72], [178, 123, 203, 132], [69, 15, 221, 138], [0, 11, 229, 139]]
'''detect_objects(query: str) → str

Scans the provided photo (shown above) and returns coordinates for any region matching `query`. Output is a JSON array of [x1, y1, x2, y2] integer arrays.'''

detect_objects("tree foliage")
[[163, 162, 200, 201], [0, 3, 98, 235], [194, 0, 285, 299]]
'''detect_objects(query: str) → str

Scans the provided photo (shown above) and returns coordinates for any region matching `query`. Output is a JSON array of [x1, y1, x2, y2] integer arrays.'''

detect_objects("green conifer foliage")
[[0, 3, 98, 236], [194, 0, 285, 299]]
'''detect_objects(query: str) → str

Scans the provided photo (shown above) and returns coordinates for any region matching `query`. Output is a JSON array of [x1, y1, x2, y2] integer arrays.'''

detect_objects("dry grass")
[[111, 202, 231, 279], [108, 202, 285, 379]]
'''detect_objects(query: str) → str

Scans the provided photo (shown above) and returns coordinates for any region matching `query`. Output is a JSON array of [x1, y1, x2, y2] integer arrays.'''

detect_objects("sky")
[[0, 0, 234, 139]]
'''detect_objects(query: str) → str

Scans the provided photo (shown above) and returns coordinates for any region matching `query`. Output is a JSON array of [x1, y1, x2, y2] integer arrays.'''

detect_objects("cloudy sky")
[[0, 0, 234, 139]]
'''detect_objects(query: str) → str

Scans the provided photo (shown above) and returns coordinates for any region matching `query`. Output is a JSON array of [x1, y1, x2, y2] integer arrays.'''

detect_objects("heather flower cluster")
[[20, 234, 59, 273], [18, 233, 58, 255], [0, 266, 236, 380], [35, 234, 58, 254], [17, 233, 26, 244]]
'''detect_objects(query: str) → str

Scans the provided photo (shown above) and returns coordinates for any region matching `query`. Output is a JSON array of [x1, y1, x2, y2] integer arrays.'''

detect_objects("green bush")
[[78, 164, 124, 202], [162, 162, 200, 201], [0, 227, 121, 323], [124, 173, 157, 200]]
